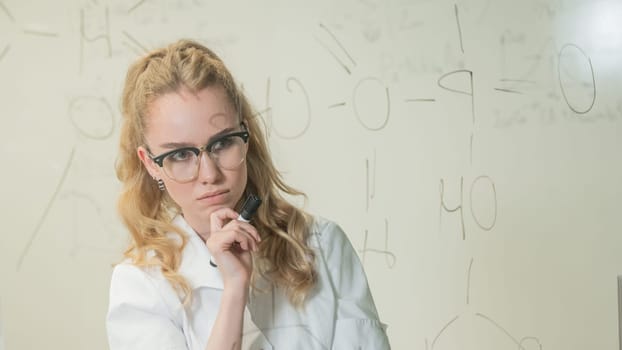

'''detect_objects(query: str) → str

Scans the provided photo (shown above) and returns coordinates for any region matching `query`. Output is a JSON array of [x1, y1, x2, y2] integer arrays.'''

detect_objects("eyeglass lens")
[[162, 134, 247, 182]]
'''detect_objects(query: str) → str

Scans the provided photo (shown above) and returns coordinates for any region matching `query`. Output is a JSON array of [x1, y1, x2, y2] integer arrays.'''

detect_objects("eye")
[[209, 136, 236, 153], [167, 148, 196, 162]]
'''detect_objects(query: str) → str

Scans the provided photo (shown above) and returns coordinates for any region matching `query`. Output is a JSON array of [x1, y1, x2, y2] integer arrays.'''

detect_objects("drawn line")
[[431, 315, 459, 349], [365, 159, 370, 211], [17, 147, 75, 270], [315, 36, 351, 74], [475, 313, 538, 350], [79, 6, 112, 74], [61, 191, 102, 213], [363, 248, 396, 256], [494, 87, 524, 94], [369, 148, 376, 199], [367, 149, 376, 202], [469, 175, 498, 231], [466, 257, 474, 304], [405, 98, 436, 102], [439, 177, 466, 240], [23, 29, 59, 37], [557, 43, 596, 114], [437, 69, 474, 123], [328, 102, 346, 108], [0, 45, 10, 61], [470, 132, 473, 165], [121, 40, 144, 56], [253, 107, 272, 119], [353, 78, 391, 131], [519, 336, 543, 350], [122, 31, 149, 53], [372, 150, 376, 199], [359, 224, 397, 269], [454, 4, 464, 53], [128, 0, 147, 13], [361, 229, 369, 265], [80, 6, 111, 44], [68, 96, 116, 140], [261, 78, 272, 137], [319, 22, 356, 66], [496, 77, 536, 93], [270, 77, 311, 140], [62, 191, 114, 254], [0, 2, 15, 22], [383, 219, 395, 268]]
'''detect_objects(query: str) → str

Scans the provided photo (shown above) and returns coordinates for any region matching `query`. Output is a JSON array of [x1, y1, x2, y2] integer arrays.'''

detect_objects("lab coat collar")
[[173, 215, 224, 291]]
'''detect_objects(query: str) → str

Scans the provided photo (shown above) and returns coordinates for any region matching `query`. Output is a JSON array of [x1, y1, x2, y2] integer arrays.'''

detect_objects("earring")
[[156, 178, 166, 191]]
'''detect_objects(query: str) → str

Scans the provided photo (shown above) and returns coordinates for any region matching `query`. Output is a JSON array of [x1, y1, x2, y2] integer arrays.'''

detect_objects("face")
[[137, 85, 248, 235]]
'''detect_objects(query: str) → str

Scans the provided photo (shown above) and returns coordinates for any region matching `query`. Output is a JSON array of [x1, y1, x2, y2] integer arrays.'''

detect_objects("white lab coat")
[[107, 215, 390, 349]]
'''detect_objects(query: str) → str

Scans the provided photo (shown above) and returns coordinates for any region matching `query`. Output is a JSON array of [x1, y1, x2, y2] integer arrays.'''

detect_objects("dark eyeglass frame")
[[148, 122, 250, 168]]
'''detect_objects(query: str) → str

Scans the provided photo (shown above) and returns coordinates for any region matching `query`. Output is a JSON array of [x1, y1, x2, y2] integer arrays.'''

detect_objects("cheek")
[[229, 165, 248, 198], [240, 164, 248, 182], [238, 165, 249, 189], [163, 181, 193, 208]]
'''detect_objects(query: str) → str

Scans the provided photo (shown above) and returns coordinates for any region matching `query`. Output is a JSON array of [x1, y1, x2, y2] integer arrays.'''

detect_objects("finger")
[[212, 229, 257, 252], [238, 222, 261, 243], [235, 236, 250, 251], [209, 207, 240, 232], [222, 220, 261, 243], [232, 230, 258, 252], [237, 228, 259, 251]]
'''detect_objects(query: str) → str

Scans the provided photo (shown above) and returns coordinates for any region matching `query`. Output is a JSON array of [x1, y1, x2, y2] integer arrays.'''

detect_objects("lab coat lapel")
[[173, 215, 224, 290], [305, 231, 338, 349], [247, 231, 338, 350]]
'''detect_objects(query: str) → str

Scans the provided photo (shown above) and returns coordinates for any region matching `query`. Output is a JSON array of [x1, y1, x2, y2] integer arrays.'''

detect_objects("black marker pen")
[[210, 194, 262, 267], [237, 194, 262, 223]]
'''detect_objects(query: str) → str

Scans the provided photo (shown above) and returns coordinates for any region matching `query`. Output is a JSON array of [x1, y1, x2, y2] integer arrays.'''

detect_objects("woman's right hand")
[[205, 208, 261, 290]]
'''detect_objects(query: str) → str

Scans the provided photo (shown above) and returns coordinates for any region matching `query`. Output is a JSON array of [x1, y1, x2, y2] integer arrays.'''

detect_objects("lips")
[[197, 189, 229, 201]]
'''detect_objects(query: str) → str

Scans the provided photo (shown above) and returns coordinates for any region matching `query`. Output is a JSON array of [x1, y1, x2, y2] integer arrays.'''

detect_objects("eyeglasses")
[[148, 124, 250, 183]]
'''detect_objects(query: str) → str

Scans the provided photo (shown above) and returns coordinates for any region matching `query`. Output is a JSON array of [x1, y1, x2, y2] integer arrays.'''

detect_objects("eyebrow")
[[157, 126, 239, 150]]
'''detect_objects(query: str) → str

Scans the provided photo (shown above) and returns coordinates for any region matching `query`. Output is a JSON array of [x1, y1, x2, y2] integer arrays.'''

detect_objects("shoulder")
[[108, 261, 181, 312], [309, 215, 344, 241], [110, 261, 162, 287], [308, 216, 346, 237], [107, 263, 188, 348], [307, 216, 355, 260]]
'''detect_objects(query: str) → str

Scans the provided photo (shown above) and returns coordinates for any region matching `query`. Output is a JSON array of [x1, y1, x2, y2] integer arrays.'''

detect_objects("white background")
[[1, 0, 621, 349]]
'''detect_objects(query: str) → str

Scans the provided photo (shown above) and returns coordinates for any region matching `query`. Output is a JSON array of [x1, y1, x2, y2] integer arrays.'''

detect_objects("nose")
[[197, 151, 221, 183]]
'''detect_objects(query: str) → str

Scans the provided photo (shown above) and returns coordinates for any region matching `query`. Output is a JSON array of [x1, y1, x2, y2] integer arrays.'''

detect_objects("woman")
[[106, 39, 390, 350]]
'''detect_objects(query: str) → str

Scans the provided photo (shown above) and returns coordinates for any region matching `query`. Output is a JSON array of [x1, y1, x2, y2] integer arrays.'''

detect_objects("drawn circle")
[[271, 77, 311, 139], [352, 77, 390, 131], [68, 96, 115, 140], [469, 175, 497, 231], [518, 336, 542, 350], [557, 43, 596, 115]]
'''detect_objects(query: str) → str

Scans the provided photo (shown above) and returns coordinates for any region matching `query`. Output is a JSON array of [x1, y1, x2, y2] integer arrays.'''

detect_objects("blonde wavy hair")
[[115, 39, 317, 307]]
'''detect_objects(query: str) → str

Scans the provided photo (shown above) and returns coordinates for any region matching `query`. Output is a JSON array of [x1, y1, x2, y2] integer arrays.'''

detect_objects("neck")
[[181, 212, 211, 242]]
